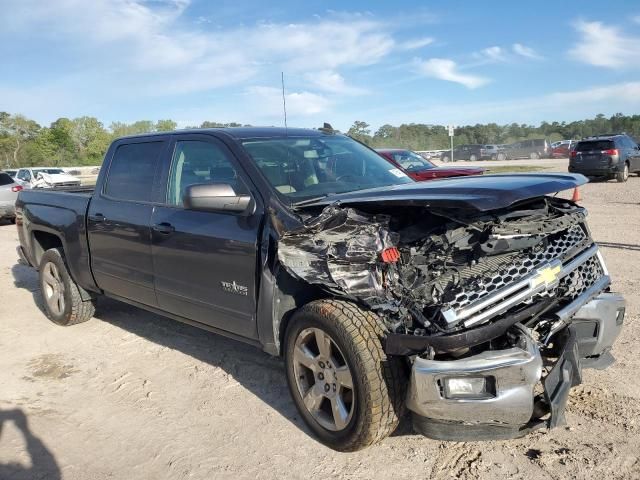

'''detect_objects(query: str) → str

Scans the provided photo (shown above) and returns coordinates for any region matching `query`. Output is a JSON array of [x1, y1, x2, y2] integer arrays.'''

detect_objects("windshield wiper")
[[291, 194, 333, 207]]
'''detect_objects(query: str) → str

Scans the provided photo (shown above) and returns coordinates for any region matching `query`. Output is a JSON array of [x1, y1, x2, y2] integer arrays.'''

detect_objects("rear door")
[[87, 137, 169, 307], [150, 134, 263, 339]]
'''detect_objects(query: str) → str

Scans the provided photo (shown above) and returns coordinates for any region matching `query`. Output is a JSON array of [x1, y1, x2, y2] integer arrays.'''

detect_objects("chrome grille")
[[447, 224, 588, 311], [560, 254, 605, 298]]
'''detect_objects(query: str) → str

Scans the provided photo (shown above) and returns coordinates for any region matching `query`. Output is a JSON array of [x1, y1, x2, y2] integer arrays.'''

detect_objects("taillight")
[[11, 185, 23, 193], [602, 149, 618, 156], [570, 151, 577, 158]]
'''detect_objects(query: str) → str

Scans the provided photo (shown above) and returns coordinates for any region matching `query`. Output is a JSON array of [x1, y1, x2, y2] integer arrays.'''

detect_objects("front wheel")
[[39, 248, 96, 326], [441, 155, 450, 163], [469, 154, 478, 162], [530, 152, 540, 160], [616, 163, 629, 182], [284, 300, 406, 451]]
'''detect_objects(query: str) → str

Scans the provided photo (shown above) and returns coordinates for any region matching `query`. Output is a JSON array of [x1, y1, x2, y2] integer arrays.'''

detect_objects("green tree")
[[347, 120, 372, 144]]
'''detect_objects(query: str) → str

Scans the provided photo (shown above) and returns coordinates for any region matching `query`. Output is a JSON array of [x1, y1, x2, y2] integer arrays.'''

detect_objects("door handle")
[[88, 213, 106, 223], [152, 222, 175, 234]]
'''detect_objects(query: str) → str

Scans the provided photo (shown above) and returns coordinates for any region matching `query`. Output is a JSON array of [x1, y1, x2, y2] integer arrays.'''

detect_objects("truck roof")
[[117, 127, 330, 141]]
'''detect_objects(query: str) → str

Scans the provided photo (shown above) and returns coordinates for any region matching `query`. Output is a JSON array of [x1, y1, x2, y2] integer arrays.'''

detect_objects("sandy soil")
[[0, 175, 639, 480]]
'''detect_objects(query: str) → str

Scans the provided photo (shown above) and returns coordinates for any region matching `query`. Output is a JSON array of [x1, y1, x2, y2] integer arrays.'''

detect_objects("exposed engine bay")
[[279, 196, 609, 356]]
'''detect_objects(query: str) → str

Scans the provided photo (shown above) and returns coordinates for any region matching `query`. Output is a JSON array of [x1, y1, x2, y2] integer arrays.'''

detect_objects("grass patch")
[[483, 165, 548, 174]]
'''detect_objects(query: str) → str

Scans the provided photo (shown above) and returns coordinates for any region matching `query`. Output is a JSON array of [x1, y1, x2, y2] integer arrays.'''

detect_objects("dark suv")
[[569, 134, 640, 182], [501, 139, 550, 160], [441, 144, 483, 162]]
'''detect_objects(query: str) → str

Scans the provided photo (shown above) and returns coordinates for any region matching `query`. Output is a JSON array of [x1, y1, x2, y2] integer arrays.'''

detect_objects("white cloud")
[[569, 20, 640, 68], [414, 58, 489, 89], [373, 81, 640, 127], [477, 46, 506, 62], [398, 37, 434, 50], [245, 87, 330, 116], [512, 43, 543, 60], [0, 0, 395, 95], [303, 71, 368, 95]]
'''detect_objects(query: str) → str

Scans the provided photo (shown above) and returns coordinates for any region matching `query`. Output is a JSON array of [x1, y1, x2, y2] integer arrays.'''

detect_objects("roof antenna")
[[281, 71, 288, 132]]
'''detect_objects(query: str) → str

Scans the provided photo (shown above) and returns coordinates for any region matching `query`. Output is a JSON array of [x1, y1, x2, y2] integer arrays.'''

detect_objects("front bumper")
[[407, 292, 625, 441]]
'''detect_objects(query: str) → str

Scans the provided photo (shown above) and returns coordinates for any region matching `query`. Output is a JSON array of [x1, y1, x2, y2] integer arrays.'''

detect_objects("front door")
[[87, 138, 168, 307], [150, 136, 262, 339]]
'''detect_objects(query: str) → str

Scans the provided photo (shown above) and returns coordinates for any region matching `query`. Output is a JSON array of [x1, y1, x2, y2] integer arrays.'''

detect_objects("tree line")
[[2, 111, 639, 168], [346, 113, 640, 150]]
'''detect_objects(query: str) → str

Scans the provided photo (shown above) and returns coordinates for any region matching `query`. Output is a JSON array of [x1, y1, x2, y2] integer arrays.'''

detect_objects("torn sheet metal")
[[278, 206, 397, 303], [278, 197, 606, 348]]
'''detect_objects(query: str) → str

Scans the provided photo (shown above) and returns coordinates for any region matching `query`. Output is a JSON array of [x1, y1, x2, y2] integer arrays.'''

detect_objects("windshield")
[[242, 135, 413, 202], [389, 150, 436, 171], [33, 168, 65, 175]]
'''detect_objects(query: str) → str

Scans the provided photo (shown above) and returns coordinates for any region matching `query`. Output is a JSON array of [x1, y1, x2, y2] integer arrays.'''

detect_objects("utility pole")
[[448, 124, 455, 162]]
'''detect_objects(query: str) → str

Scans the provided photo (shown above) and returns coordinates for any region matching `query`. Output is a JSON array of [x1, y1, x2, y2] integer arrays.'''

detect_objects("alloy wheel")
[[42, 262, 65, 316], [292, 327, 355, 431]]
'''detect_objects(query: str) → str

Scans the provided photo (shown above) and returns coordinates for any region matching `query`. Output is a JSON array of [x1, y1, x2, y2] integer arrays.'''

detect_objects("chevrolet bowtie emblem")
[[531, 263, 562, 288]]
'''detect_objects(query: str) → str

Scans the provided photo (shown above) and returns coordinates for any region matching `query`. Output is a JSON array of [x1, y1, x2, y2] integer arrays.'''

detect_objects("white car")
[[15, 168, 81, 189]]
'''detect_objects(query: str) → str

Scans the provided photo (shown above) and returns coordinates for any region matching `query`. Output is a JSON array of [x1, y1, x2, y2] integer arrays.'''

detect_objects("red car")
[[550, 140, 576, 158], [376, 149, 484, 181]]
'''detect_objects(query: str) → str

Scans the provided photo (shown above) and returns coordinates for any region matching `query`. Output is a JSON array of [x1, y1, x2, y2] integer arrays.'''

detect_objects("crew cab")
[[16, 128, 624, 451]]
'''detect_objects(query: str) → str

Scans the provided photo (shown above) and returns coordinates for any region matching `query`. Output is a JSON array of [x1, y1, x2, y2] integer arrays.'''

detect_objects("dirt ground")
[[1, 174, 639, 480]]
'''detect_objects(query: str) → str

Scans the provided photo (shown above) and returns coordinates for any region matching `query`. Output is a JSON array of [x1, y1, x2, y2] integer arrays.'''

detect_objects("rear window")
[[104, 141, 164, 202], [0, 173, 14, 186], [575, 140, 614, 152]]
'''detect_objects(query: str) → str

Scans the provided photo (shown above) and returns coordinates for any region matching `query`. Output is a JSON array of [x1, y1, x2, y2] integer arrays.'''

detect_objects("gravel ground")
[[0, 175, 639, 480]]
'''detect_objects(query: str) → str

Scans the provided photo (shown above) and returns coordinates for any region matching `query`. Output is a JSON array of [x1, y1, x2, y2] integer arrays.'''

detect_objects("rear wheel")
[[284, 300, 406, 451], [530, 152, 540, 160], [441, 155, 450, 163], [497, 153, 506, 161], [616, 163, 629, 183], [469, 154, 478, 162], [39, 248, 96, 326]]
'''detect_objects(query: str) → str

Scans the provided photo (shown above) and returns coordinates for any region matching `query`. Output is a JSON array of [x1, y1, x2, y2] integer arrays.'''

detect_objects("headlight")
[[443, 376, 495, 399]]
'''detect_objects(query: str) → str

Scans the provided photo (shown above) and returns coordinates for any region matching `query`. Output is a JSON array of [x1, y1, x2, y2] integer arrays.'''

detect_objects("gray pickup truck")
[[15, 127, 625, 451]]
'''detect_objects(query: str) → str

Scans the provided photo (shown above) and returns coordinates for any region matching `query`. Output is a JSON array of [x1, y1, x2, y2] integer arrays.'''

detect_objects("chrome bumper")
[[408, 292, 625, 440]]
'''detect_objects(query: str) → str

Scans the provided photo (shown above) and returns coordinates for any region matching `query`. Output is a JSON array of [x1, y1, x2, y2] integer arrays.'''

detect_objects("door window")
[[104, 142, 164, 202], [167, 140, 247, 207]]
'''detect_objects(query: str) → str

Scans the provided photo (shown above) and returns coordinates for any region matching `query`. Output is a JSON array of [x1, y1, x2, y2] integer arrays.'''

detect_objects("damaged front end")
[[278, 195, 625, 440]]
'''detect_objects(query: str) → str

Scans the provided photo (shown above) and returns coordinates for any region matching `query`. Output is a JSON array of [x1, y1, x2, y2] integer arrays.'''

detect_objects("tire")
[[469, 154, 478, 162], [497, 153, 506, 161], [442, 155, 450, 163], [284, 300, 406, 451], [616, 163, 629, 183], [530, 152, 540, 160], [39, 248, 96, 326]]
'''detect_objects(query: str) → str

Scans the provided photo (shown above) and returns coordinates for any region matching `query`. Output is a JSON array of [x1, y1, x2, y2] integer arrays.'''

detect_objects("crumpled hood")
[[298, 173, 587, 212]]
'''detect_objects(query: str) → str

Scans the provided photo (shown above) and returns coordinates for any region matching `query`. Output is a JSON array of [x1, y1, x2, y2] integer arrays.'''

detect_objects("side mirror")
[[183, 183, 252, 214]]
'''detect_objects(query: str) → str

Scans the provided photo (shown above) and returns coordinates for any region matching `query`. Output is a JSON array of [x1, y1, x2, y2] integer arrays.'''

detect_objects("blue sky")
[[1, 0, 640, 131]]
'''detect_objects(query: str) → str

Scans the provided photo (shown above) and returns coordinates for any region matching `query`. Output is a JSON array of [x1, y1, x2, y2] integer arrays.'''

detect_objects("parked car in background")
[[15, 167, 81, 189], [550, 140, 577, 158], [376, 149, 484, 181], [0, 171, 22, 222], [569, 134, 640, 182], [441, 144, 484, 162], [4, 169, 17, 178], [501, 139, 551, 160], [480, 144, 501, 160]]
